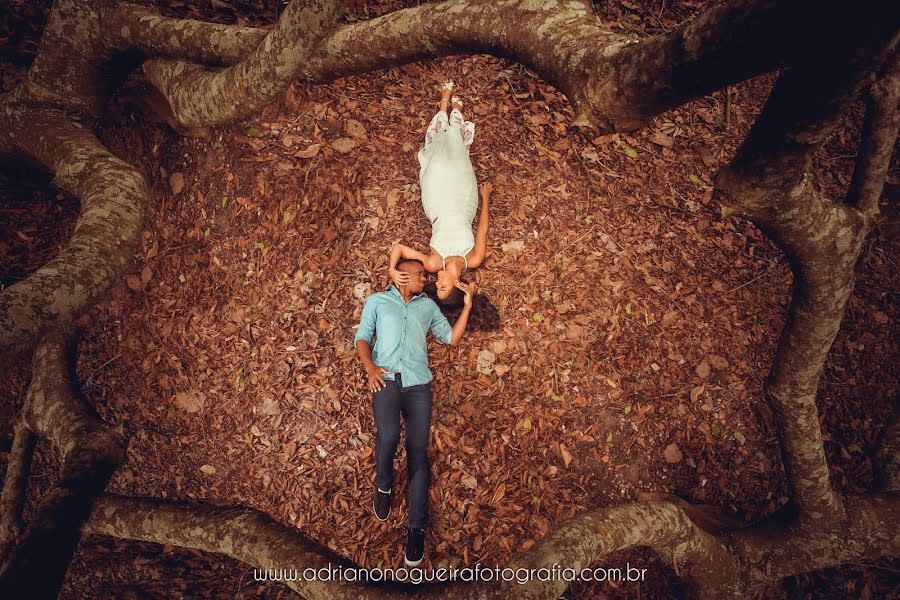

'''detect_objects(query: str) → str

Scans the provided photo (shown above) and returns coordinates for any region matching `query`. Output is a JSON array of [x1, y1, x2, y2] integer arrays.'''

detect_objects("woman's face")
[[435, 270, 457, 299]]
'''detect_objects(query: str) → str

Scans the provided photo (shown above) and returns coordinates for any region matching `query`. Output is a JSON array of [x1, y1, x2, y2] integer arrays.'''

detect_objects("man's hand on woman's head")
[[366, 365, 390, 392]]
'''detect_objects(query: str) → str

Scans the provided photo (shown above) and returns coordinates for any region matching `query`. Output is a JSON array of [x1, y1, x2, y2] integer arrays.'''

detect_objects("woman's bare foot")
[[439, 81, 453, 113], [450, 96, 463, 112]]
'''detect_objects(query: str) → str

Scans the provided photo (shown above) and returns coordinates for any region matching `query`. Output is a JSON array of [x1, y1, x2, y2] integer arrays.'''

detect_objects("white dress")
[[417, 108, 478, 261]]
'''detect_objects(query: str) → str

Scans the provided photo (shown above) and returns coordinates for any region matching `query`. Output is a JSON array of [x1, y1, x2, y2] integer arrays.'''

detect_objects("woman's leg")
[[449, 105, 475, 151], [423, 83, 454, 148], [449, 96, 464, 127], [423, 110, 449, 148]]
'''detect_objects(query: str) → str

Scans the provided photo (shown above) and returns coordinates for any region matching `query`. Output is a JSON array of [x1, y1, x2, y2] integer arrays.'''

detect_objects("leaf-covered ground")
[[1, 1, 898, 599]]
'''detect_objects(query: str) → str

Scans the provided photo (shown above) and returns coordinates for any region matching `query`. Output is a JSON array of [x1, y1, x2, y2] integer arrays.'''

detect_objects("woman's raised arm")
[[467, 182, 492, 268], [388, 243, 434, 286]]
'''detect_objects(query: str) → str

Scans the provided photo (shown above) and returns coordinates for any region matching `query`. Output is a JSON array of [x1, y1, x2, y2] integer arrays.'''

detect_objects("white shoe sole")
[[404, 554, 423, 567]]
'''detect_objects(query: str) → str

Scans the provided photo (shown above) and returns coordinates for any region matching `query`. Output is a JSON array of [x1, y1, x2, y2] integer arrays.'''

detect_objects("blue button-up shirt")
[[353, 285, 453, 387]]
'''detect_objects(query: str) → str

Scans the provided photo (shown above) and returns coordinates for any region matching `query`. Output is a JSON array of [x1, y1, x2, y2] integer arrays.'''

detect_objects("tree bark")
[[102, 0, 900, 133], [714, 23, 899, 526], [0, 329, 128, 599], [0, 420, 35, 562], [846, 50, 900, 217], [0, 109, 146, 357], [0, 0, 898, 598]]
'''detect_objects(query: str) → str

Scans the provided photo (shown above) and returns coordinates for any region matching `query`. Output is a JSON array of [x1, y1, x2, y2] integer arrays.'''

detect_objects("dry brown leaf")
[[661, 310, 678, 327], [169, 172, 184, 195], [649, 131, 674, 147], [344, 119, 368, 139], [175, 392, 202, 413], [690, 385, 705, 403], [696, 361, 711, 379], [560, 443, 573, 467], [294, 143, 322, 158], [663, 443, 683, 463], [330, 137, 357, 154]]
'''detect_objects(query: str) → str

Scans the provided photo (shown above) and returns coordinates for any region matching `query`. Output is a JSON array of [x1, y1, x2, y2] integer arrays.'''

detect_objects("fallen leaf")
[[649, 131, 674, 147], [661, 311, 678, 327], [175, 392, 202, 413], [560, 443, 573, 467], [330, 137, 357, 153], [199, 464, 217, 475], [690, 385, 705, 403], [709, 354, 729, 370], [169, 172, 184, 195], [344, 119, 368, 139], [294, 143, 322, 158], [476, 350, 496, 375], [696, 361, 711, 379], [353, 282, 371, 300], [501, 240, 525, 254], [261, 397, 281, 416], [663, 443, 682, 463]]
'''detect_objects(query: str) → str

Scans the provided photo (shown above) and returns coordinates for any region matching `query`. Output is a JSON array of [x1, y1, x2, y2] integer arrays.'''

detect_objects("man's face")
[[398, 261, 426, 294]]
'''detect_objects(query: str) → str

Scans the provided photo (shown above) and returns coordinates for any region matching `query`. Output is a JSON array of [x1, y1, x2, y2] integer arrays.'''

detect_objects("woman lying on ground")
[[389, 80, 492, 308]]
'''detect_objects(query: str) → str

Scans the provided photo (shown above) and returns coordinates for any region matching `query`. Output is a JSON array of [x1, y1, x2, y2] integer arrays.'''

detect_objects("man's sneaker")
[[373, 487, 392, 521], [404, 527, 426, 566]]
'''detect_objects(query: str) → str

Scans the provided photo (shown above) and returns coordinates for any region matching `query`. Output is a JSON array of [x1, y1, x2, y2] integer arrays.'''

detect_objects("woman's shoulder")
[[423, 249, 443, 271]]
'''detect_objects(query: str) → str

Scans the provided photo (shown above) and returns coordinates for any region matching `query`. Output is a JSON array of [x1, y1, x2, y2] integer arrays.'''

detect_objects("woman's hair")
[[424, 279, 500, 331]]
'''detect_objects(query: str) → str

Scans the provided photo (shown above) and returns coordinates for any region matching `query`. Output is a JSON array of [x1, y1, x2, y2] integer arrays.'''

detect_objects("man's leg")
[[402, 382, 433, 529], [373, 379, 402, 495]]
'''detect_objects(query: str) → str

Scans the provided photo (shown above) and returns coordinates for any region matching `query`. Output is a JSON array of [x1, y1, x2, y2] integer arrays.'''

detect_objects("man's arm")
[[354, 297, 388, 391], [356, 339, 388, 392]]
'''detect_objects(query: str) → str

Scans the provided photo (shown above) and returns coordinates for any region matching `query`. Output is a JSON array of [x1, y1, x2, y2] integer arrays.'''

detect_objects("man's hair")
[[396, 258, 425, 270], [423, 279, 500, 331]]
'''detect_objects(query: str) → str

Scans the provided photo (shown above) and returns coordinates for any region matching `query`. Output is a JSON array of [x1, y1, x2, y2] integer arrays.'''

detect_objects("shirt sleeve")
[[354, 296, 377, 345], [428, 301, 453, 345]]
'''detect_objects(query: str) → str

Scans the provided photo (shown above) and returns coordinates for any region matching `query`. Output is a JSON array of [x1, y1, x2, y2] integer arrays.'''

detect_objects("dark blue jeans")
[[372, 373, 432, 529]]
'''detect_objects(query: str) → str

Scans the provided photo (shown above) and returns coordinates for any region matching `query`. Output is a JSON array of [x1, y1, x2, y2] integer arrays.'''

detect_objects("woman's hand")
[[479, 182, 493, 199], [365, 365, 390, 392], [456, 281, 477, 307], [389, 267, 410, 287]]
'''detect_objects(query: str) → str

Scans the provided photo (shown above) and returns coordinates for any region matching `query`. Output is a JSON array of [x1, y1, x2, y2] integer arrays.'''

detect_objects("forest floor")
[[1, 1, 898, 599]]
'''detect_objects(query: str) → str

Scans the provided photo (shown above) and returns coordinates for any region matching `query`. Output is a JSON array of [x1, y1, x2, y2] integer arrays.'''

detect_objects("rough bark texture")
[[103, 0, 900, 134], [0, 420, 35, 562], [847, 50, 900, 217], [504, 501, 743, 599], [0, 329, 128, 599], [732, 493, 900, 583], [83, 493, 385, 600], [0, 0, 898, 598], [714, 22, 899, 526], [0, 109, 146, 357], [105, 2, 268, 67], [875, 418, 900, 493], [137, 0, 342, 127]]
